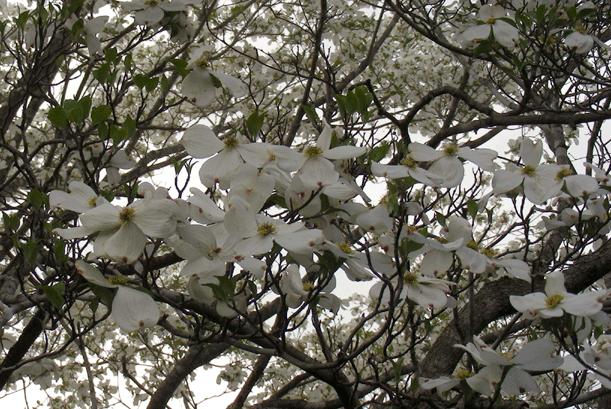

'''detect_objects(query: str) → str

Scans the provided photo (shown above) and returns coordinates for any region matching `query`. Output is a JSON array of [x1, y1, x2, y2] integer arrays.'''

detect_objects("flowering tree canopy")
[[1, 0, 611, 408]]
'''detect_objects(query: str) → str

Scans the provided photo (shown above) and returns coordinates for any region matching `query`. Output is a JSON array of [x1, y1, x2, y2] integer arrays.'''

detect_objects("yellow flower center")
[[444, 143, 458, 156], [144, 0, 160, 6], [404, 272, 418, 285], [207, 247, 222, 258], [338, 242, 352, 254], [88, 197, 97, 208], [482, 247, 497, 257], [108, 275, 129, 285], [405, 225, 418, 234], [223, 136, 239, 149], [304, 146, 323, 158], [485, 17, 497, 25], [303, 281, 314, 291], [467, 240, 479, 250], [119, 207, 135, 224], [400, 156, 417, 169], [257, 223, 277, 237], [545, 294, 564, 309], [556, 167, 573, 181], [455, 367, 472, 380], [522, 165, 536, 177]]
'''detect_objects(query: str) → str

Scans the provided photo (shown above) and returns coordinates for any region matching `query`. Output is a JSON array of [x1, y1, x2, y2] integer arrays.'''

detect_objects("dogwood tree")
[[1, 0, 610, 408]]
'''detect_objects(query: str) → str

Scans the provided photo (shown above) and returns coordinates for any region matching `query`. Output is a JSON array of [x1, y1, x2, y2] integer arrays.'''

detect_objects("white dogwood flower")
[[55, 198, 178, 263], [458, 337, 563, 396], [296, 123, 367, 189], [75, 260, 160, 331], [49, 181, 107, 214], [461, 5, 520, 49], [407, 142, 497, 188], [510, 271, 607, 319], [565, 31, 594, 54], [493, 138, 561, 204], [234, 216, 324, 257], [124, 0, 194, 26]]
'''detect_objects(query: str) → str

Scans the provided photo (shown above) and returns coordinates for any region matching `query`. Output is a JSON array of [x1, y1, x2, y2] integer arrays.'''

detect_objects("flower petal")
[[80, 203, 121, 232], [181, 125, 223, 159], [428, 156, 464, 188], [492, 170, 523, 195], [408, 143, 443, 162], [105, 222, 147, 263], [132, 199, 178, 238], [324, 145, 367, 160], [111, 286, 160, 331], [520, 138, 542, 167]]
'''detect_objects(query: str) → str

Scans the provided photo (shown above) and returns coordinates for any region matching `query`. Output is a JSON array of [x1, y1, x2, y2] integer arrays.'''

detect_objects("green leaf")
[[124, 116, 137, 138], [89, 284, 115, 307], [171, 58, 189, 77], [64, 97, 92, 124], [209, 73, 223, 88], [42, 283, 65, 310], [22, 239, 39, 266], [435, 212, 447, 228], [88, 298, 99, 315], [369, 143, 390, 162], [15, 11, 30, 29], [98, 122, 109, 140], [216, 276, 236, 296], [110, 125, 128, 144], [48, 106, 68, 129], [124, 53, 133, 71], [27, 189, 48, 209], [245, 110, 265, 138], [91, 105, 112, 125], [302, 104, 319, 125], [63, 0, 84, 16], [94, 63, 111, 83], [2, 213, 20, 231], [466, 199, 478, 219], [133, 74, 159, 92], [353, 85, 372, 119], [265, 193, 287, 209], [400, 238, 424, 255], [53, 239, 68, 264], [104, 47, 118, 64]]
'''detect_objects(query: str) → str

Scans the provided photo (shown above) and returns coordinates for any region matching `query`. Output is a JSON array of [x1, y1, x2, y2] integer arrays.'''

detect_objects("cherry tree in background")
[[0, 0, 610, 408]]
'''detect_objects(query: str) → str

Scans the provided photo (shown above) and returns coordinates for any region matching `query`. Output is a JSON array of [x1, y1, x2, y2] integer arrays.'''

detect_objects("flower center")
[[302, 281, 314, 291], [545, 294, 564, 309], [455, 367, 472, 380], [108, 275, 129, 285], [257, 223, 277, 237], [482, 247, 497, 257], [405, 225, 418, 234], [223, 136, 239, 149], [304, 146, 323, 158], [400, 156, 417, 169], [522, 165, 536, 177], [485, 17, 497, 25], [467, 240, 479, 250], [119, 207, 135, 223], [207, 247, 222, 258], [404, 272, 418, 285], [88, 197, 97, 208], [338, 242, 352, 254], [556, 167, 573, 181], [443, 143, 458, 156], [195, 57, 209, 70], [144, 0, 160, 6]]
